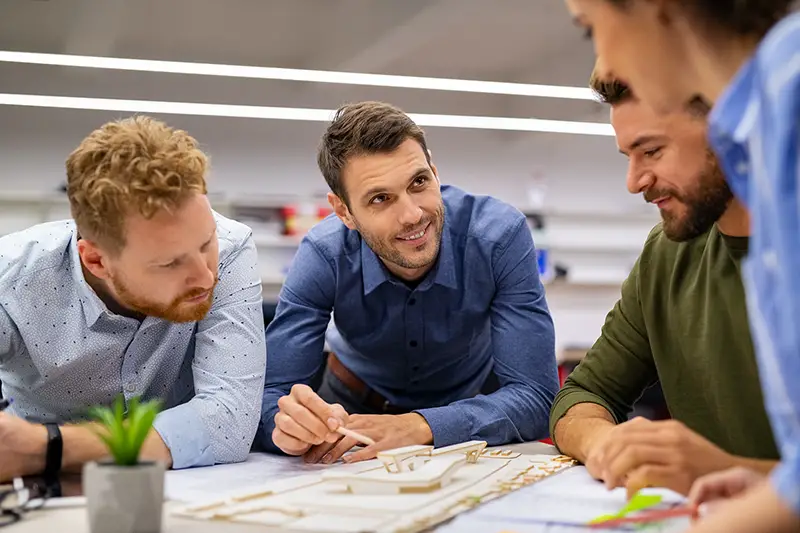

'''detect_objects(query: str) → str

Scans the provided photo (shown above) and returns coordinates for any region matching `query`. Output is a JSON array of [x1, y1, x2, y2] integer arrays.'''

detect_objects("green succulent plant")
[[88, 395, 162, 466]]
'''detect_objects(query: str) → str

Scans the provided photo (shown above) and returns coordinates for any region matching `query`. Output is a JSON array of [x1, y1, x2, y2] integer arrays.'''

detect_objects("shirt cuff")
[[769, 445, 800, 515], [153, 403, 215, 470], [414, 405, 470, 448]]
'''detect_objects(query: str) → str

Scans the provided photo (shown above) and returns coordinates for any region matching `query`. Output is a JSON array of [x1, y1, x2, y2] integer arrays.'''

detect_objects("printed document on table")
[[438, 467, 689, 532], [165, 452, 381, 502]]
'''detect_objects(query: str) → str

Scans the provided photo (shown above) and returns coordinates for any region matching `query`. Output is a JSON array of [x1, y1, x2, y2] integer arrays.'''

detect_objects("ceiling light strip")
[[0, 51, 596, 100], [0, 93, 614, 136]]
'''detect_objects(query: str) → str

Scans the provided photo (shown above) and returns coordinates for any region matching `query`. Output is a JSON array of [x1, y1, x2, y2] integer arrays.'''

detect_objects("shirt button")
[[409, 340, 418, 348], [412, 365, 420, 372], [125, 383, 136, 393], [408, 298, 416, 306]]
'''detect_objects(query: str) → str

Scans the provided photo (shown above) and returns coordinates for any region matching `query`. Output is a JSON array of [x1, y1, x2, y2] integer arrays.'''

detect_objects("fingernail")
[[322, 454, 332, 464], [327, 417, 340, 430]]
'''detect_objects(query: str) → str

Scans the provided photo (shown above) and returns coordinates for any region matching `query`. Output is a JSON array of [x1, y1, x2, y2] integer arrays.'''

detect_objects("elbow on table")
[[214, 437, 253, 465]]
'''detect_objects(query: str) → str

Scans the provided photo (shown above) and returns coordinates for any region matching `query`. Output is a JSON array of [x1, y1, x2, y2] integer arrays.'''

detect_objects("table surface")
[[11, 441, 561, 532]]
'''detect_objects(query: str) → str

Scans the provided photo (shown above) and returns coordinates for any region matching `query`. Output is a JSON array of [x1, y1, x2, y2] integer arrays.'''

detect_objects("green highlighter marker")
[[589, 492, 664, 526]]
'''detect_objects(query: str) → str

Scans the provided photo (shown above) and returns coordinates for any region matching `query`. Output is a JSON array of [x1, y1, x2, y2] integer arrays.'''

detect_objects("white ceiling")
[[0, 0, 604, 123]]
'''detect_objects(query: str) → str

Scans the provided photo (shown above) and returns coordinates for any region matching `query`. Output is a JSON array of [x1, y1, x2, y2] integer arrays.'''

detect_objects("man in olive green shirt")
[[549, 72, 779, 498]]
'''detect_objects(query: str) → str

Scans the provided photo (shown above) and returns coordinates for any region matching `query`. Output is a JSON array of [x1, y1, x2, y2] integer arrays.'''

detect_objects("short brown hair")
[[589, 67, 712, 117], [66, 115, 208, 255], [605, 0, 792, 38], [317, 101, 431, 206], [589, 68, 634, 105]]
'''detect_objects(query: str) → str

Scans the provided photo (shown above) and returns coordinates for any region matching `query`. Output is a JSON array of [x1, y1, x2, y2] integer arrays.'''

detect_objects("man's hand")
[[272, 384, 350, 456], [303, 413, 433, 465], [586, 417, 736, 498], [0, 413, 47, 482], [688, 467, 766, 512]]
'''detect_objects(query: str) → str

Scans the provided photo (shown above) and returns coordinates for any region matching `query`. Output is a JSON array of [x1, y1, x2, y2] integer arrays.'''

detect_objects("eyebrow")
[[619, 134, 666, 155], [151, 229, 216, 265], [361, 167, 432, 201]]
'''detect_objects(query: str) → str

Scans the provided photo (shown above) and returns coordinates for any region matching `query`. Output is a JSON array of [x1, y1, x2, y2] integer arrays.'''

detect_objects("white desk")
[[9, 442, 689, 533]]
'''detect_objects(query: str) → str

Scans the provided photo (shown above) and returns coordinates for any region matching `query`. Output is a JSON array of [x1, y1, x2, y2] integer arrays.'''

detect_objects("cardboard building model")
[[174, 440, 577, 533]]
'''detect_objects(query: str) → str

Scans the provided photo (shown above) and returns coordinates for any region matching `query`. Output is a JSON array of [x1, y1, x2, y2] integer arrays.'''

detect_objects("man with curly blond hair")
[[0, 115, 266, 482]]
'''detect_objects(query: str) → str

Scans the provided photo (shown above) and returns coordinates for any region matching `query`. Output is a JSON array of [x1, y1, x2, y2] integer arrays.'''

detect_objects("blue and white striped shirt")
[[708, 12, 800, 515]]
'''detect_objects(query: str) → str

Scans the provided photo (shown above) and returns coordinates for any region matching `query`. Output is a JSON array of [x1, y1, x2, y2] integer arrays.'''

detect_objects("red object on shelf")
[[281, 204, 333, 236]]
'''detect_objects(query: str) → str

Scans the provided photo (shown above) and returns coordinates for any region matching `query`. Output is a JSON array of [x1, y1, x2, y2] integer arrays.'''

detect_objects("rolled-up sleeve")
[[153, 233, 266, 469]]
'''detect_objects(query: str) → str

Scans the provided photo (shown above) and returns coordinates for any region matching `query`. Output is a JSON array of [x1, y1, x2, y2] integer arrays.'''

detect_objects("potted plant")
[[83, 395, 164, 533]]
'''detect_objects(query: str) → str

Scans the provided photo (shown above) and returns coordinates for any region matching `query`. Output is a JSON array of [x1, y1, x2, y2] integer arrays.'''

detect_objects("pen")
[[336, 426, 376, 447]]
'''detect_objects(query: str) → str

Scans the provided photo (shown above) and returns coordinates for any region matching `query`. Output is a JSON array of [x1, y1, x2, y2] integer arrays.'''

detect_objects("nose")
[[397, 194, 423, 227], [626, 159, 655, 195], [188, 254, 216, 290]]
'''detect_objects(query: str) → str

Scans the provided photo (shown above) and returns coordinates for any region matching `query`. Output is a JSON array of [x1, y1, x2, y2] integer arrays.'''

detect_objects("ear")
[[77, 239, 112, 281], [327, 192, 357, 231]]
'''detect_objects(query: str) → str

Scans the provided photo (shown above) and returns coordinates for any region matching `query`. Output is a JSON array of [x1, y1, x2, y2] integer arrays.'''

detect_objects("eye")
[[370, 194, 388, 205], [412, 176, 428, 187], [583, 26, 593, 40], [644, 147, 662, 158], [161, 260, 179, 269]]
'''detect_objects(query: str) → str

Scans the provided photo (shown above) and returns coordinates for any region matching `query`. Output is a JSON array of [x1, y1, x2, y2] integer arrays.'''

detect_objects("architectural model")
[[173, 441, 577, 533]]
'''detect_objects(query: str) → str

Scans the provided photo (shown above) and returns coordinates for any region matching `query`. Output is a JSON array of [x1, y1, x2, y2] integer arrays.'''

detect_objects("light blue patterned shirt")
[[708, 12, 800, 515], [0, 212, 266, 469]]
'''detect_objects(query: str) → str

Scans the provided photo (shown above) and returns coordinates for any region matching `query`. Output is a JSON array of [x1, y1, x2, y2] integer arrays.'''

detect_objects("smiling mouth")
[[650, 196, 671, 207], [397, 222, 430, 241]]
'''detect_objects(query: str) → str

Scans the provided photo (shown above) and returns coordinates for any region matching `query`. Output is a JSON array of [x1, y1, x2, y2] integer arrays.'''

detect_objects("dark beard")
[[648, 156, 733, 242]]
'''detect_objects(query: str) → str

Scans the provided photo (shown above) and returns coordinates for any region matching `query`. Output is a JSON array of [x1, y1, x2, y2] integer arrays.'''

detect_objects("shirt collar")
[[361, 210, 458, 296], [708, 55, 758, 203], [68, 230, 108, 327], [709, 55, 757, 145]]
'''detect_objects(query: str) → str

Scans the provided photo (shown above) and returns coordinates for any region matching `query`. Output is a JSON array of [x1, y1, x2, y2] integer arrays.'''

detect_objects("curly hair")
[[66, 115, 208, 255]]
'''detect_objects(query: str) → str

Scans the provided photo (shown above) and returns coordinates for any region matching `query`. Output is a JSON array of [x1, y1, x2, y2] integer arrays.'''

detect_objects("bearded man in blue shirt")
[[258, 101, 558, 464]]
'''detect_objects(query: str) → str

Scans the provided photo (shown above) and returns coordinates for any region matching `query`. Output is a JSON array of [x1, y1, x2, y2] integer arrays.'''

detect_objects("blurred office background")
[[0, 0, 663, 402]]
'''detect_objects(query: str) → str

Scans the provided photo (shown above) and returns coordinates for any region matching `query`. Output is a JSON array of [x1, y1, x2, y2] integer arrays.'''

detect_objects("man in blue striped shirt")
[[562, 1, 800, 532]]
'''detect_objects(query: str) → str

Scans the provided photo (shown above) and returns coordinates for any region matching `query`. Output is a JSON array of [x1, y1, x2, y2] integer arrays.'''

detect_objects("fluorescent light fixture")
[[0, 51, 596, 100], [0, 93, 615, 136]]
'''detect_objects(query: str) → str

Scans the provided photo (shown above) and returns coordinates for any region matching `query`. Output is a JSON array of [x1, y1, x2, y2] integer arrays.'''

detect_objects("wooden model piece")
[[376, 445, 434, 473], [429, 440, 487, 464], [323, 455, 467, 495]]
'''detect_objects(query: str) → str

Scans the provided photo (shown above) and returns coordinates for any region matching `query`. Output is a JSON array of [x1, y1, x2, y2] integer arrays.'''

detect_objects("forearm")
[[258, 388, 286, 454], [730, 456, 779, 476], [689, 481, 800, 533], [61, 423, 171, 472], [417, 382, 554, 447], [553, 403, 616, 462]]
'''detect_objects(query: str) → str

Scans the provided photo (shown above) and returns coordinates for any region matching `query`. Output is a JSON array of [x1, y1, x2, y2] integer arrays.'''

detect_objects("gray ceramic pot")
[[83, 461, 165, 533]]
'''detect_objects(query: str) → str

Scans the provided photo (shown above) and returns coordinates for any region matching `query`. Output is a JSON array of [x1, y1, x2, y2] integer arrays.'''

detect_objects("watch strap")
[[43, 423, 62, 497]]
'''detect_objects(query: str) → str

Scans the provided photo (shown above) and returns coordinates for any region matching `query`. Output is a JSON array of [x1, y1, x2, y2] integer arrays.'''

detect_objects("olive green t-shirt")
[[549, 223, 779, 460]]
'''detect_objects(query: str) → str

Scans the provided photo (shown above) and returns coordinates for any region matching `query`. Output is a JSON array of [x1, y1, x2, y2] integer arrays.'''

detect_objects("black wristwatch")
[[42, 423, 63, 497]]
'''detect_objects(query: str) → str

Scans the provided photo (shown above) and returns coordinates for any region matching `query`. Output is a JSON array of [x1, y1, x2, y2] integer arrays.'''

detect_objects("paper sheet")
[[165, 452, 382, 503], [437, 467, 690, 532]]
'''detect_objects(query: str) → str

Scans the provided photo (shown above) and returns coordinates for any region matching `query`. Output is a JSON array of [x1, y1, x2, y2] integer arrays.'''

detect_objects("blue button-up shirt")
[[259, 184, 558, 453], [708, 12, 800, 515], [0, 212, 266, 469]]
